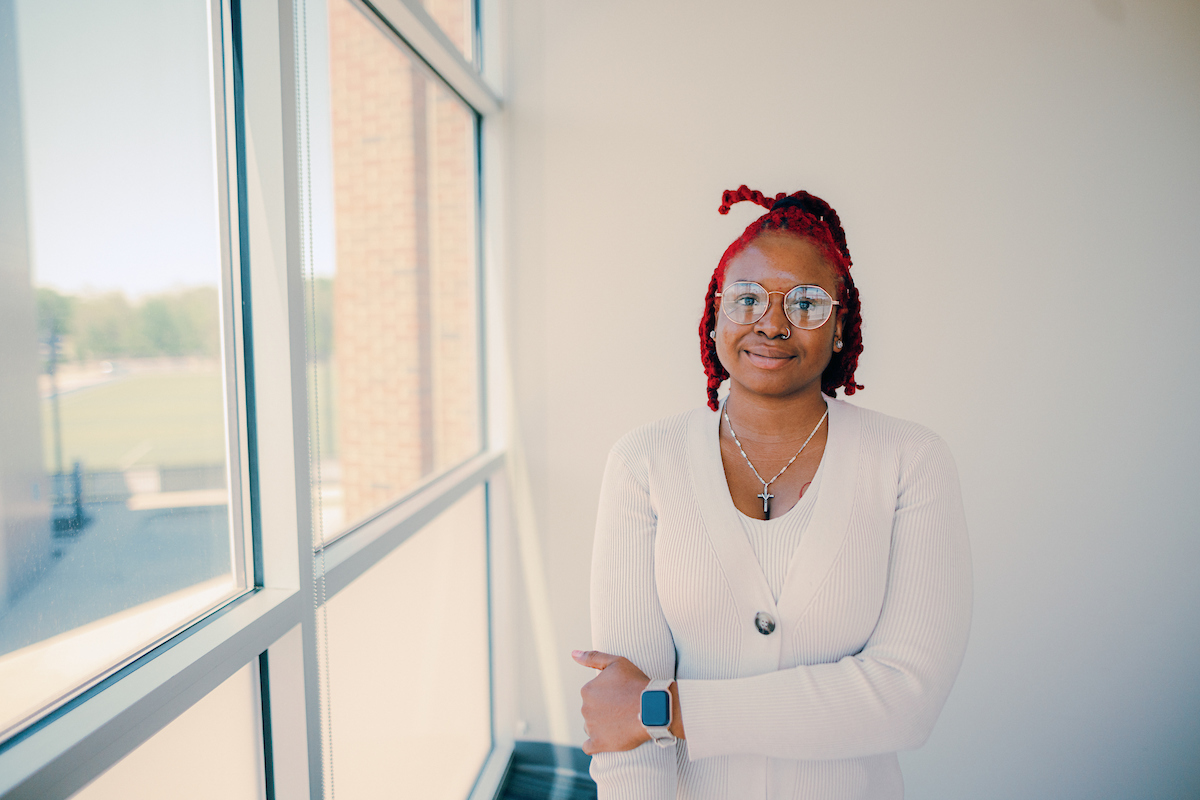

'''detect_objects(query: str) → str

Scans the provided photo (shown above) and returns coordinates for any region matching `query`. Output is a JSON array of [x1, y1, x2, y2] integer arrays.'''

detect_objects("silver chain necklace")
[[723, 400, 829, 519]]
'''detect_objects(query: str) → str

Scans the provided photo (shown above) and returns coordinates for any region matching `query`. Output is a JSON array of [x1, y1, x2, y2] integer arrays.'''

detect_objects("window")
[[325, 486, 490, 798], [69, 663, 266, 800], [0, 0, 508, 797], [0, 0, 249, 739], [309, 0, 483, 543]]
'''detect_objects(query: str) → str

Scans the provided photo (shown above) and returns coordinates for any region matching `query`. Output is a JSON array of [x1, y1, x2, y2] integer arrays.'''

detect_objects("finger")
[[571, 649, 620, 670]]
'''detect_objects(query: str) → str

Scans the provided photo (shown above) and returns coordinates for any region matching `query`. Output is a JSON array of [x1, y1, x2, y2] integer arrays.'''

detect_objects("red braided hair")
[[700, 185, 864, 410]]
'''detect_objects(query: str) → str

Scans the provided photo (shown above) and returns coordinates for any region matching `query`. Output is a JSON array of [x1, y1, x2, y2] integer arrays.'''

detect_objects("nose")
[[754, 292, 792, 339]]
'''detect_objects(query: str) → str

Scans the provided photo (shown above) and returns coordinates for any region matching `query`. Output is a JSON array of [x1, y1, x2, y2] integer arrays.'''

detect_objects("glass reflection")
[[309, 0, 481, 543], [0, 0, 241, 734]]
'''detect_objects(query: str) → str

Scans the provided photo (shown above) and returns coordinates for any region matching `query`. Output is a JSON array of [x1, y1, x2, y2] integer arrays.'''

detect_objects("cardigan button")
[[754, 612, 775, 635]]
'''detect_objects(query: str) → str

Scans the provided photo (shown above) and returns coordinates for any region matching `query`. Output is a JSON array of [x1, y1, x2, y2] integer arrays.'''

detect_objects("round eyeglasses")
[[716, 282, 841, 330]]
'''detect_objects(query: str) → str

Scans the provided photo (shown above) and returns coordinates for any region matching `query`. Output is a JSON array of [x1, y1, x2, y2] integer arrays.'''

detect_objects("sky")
[[14, 0, 224, 297]]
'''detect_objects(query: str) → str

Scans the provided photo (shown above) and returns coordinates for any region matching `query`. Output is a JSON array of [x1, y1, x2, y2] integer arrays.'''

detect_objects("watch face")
[[640, 690, 671, 728]]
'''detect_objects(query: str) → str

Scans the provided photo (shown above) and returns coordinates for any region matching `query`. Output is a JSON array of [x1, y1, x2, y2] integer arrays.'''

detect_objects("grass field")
[[40, 362, 340, 474], [42, 370, 227, 472], [39, 361, 338, 474]]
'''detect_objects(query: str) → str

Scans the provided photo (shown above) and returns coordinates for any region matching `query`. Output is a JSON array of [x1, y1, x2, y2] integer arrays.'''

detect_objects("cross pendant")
[[757, 489, 773, 517]]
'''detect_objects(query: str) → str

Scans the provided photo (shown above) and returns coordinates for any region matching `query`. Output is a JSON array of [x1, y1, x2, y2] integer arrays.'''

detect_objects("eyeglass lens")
[[720, 282, 835, 330]]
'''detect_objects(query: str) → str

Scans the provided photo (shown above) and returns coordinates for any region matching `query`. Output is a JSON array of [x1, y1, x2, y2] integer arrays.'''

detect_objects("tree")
[[36, 287, 74, 340]]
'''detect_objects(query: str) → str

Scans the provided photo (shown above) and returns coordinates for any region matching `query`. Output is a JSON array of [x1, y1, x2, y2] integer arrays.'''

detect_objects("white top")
[[739, 452, 824, 603], [589, 398, 972, 800]]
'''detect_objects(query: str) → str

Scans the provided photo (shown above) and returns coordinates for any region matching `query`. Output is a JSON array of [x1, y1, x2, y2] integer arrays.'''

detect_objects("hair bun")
[[770, 195, 822, 220]]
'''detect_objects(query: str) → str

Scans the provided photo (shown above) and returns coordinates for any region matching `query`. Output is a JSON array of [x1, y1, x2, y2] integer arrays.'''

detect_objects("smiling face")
[[714, 232, 844, 402]]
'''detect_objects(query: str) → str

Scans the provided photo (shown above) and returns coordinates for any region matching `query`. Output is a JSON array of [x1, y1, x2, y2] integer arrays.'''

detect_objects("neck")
[[724, 383, 828, 443]]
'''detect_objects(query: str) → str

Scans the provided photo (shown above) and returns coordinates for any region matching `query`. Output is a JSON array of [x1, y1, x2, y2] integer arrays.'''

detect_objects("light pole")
[[48, 317, 64, 478]]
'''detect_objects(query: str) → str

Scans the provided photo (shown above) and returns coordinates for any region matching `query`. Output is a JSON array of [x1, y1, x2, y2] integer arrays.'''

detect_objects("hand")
[[572, 650, 650, 755], [572, 649, 685, 754]]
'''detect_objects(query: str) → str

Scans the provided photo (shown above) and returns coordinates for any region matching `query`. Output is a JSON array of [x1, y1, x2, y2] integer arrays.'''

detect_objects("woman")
[[571, 186, 972, 799]]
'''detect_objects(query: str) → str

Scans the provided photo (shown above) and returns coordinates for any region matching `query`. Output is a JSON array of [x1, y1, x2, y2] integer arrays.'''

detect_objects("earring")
[[708, 331, 716, 340], [834, 338, 843, 351]]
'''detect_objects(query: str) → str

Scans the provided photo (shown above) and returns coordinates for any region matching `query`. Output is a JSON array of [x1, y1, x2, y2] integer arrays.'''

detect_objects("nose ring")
[[780, 328, 791, 339]]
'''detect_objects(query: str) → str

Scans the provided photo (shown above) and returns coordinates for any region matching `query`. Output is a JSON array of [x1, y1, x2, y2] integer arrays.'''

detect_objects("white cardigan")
[[589, 397, 972, 800]]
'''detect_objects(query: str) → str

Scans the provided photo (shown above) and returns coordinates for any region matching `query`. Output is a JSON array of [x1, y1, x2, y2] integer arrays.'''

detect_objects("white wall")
[[502, 1, 1200, 798]]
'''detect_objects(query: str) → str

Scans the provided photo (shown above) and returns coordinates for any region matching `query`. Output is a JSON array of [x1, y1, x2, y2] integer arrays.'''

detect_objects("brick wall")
[[327, 0, 480, 529]]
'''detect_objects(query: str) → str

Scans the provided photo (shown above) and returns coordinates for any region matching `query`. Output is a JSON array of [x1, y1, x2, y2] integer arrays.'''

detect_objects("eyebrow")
[[722, 279, 833, 290]]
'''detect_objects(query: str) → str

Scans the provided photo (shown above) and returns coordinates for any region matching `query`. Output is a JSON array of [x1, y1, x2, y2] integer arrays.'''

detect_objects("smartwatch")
[[638, 679, 677, 747]]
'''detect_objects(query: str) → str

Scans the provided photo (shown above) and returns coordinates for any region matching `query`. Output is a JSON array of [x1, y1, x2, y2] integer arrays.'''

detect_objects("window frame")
[[0, 0, 510, 797], [0, 0, 255, 754]]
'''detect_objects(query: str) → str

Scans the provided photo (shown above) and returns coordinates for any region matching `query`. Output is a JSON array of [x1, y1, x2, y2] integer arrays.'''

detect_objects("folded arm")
[[586, 448, 678, 799], [679, 436, 973, 760]]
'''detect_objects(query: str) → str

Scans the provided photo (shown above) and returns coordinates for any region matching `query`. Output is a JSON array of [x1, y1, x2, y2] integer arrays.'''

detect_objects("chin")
[[733, 373, 820, 400], [734, 377, 798, 398]]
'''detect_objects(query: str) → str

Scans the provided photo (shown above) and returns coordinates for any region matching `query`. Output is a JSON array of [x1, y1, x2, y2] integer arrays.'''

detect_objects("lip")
[[743, 349, 795, 370]]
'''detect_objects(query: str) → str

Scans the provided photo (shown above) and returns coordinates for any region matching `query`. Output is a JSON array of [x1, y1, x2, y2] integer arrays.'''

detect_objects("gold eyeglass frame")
[[715, 282, 841, 330]]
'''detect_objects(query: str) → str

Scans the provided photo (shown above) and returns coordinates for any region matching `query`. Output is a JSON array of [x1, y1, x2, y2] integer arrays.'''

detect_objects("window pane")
[[420, 0, 475, 62], [310, 0, 482, 542], [0, 0, 243, 735], [325, 486, 491, 798], [70, 662, 265, 800]]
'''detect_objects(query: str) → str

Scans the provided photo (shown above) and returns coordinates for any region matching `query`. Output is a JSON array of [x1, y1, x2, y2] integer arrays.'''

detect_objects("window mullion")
[[362, 0, 500, 114], [238, 0, 324, 795]]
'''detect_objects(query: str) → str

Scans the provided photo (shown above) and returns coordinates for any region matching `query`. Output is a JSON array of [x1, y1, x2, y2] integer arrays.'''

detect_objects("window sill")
[[0, 587, 301, 799]]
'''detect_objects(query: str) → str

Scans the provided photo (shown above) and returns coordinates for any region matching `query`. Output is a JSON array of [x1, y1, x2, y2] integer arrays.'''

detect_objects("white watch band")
[[640, 679, 677, 748]]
